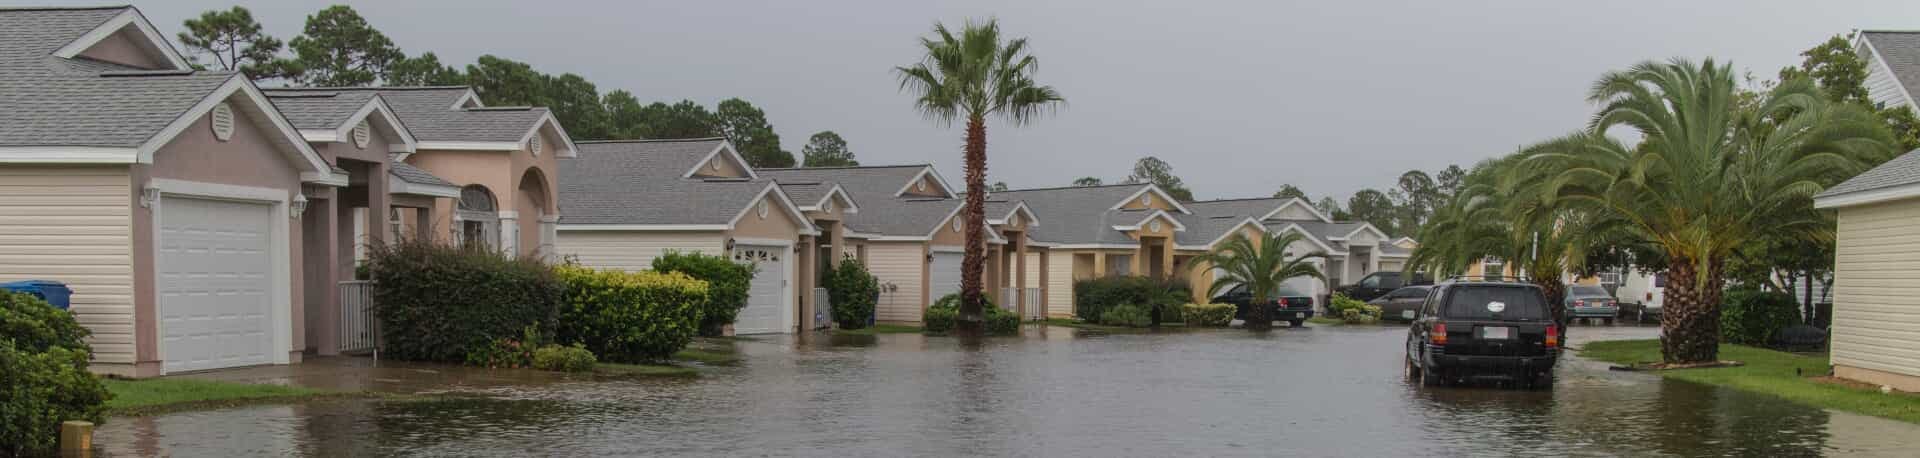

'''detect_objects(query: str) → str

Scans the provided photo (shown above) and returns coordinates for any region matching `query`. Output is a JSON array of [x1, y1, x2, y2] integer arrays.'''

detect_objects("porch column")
[[986, 244, 1003, 306], [1368, 248, 1380, 276], [798, 235, 815, 334], [1160, 238, 1175, 281], [414, 207, 431, 240], [498, 211, 519, 256], [1038, 247, 1050, 316], [1132, 243, 1146, 276], [328, 196, 355, 356], [1015, 234, 1028, 318], [1093, 252, 1107, 277], [828, 223, 847, 263], [366, 163, 391, 246]]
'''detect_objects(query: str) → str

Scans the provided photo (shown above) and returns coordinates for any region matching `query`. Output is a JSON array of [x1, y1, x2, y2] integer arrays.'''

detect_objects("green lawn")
[[1038, 317, 1173, 332], [595, 363, 699, 378], [104, 378, 333, 416], [1581, 339, 1920, 424], [671, 348, 741, 364], [832, 324, 923, 336]]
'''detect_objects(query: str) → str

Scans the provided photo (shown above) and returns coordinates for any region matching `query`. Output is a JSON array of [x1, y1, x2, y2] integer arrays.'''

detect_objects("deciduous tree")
[[1125, 156, 1194, 201], [717, 99, 794, 168], [801, 131, 858, 167]]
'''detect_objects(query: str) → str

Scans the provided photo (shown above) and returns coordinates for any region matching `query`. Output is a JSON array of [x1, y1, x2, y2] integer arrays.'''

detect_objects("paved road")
[[94, 323, 1919, 457]]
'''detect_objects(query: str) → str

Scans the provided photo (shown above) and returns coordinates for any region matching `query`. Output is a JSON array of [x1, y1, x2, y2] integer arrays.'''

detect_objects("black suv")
[[1335, 271, 1432, 302], [1403, 281, 1560, 388], [1213, 284, 1315, 327]]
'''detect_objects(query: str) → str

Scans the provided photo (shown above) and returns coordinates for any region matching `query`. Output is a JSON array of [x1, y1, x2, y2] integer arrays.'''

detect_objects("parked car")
[[1214, 284, 1315, 327], [1614, 271, 1666, 322], [1404, 280, 1560, 388], [1335, 271, 1433, 302], [1370, 285, 1432, 323], [1563, 285, 1618, 325]]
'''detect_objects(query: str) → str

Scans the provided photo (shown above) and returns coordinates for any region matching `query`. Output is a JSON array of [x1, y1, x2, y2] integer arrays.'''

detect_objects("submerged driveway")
[[95, 324, 1918, 456]]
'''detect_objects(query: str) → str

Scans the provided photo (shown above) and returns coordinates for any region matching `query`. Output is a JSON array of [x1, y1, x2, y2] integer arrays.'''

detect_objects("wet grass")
[[595, 363, 699, 378], [1039, 318, 1167, 332], [672, 348, 741, 364], [1306, 317, 1346, 326], [104, 378, 353, 416], [832, 324, 923, 336], [1582, 339, 1920, 424]]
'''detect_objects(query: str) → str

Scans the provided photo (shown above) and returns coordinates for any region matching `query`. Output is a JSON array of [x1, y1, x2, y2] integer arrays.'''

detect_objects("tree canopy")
[[285, 5, 403, 87], [1124, 156, 1194, 201], [802, 131, 858, 167], [1271, 184, 1308, 201], [717, 99, 795, 168], [176, 6, 289, 80], [1072, 177, 1103, 187]]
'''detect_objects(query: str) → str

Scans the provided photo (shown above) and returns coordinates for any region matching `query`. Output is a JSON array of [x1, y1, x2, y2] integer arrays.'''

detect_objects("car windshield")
[[1570, 286, 1608, 296], [1390, 286, 1428, 298], [1444, 286, 1547, 320], [1275, 286, 1306, 297]]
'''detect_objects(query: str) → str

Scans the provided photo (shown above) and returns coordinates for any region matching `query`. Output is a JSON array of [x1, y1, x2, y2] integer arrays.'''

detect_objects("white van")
[[1613, 271, 1665, 321]]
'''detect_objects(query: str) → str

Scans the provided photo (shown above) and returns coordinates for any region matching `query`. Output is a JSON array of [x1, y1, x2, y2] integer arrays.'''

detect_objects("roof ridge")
[[998, 182, 1148, 193], [759, 164, 930, 171], [0, 5, 130, 11], [1190, 196, 1287, 204], [264, 85, 472, 91], [575, 137, 724, 144]]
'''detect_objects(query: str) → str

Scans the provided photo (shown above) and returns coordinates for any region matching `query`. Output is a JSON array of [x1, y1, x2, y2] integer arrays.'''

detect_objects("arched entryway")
[[455, 184, 499, 249], [516, 168, 556, 259]]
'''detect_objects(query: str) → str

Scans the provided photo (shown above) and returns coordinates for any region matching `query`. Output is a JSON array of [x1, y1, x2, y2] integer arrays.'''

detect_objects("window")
[[1444, 286, 1547, 320], [1653, 273, 1667, 288], [459, 185, 496, 212], [1358, 274, 1381, 288], [1379, 273, 1404, 289]]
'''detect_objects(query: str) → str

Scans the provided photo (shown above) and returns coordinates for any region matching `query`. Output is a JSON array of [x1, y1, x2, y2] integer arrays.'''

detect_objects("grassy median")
[[1582, 339, 1920, 424], [104, 378, 340, 416]]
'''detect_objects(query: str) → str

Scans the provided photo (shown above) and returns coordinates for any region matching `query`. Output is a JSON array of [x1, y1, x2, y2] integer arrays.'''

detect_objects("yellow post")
[[61, 420, 93, 455], [1092, 251, 1107, 277]]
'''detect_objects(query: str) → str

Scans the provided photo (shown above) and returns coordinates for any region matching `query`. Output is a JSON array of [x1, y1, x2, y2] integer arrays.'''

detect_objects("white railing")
[[1023, 288, 1043, 320], [338, 281, 378, 354], [999, 287, 1017, 313], [812, 287, 832, 329]]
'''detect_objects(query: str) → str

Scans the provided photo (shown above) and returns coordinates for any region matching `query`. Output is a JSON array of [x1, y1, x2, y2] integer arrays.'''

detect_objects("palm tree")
[[896, 19, 1064, 335], [1190, 232, 1326, 331], [1510, 59, 1893, 363]]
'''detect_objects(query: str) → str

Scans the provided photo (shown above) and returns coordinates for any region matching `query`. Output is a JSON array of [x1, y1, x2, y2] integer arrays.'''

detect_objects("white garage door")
[[732, 244, 790, 334], [158, 196, 276, 373], [929, 251, 962, 302]]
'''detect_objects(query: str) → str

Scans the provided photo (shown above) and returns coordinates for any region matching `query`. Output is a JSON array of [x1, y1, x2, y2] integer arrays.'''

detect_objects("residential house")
[[758, 165, 1041, 323], [0, 6, 335, 376], [556, 138, 832, 334], [1814, 147, 1920, 392]]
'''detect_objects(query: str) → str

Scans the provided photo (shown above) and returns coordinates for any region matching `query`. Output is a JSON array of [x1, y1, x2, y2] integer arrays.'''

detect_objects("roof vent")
[[352, 121, 371, 148], [210, 103, 236, 142]]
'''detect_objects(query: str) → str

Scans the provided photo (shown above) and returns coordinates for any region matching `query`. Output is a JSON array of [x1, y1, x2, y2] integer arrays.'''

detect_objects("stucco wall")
[[1832, 198, 1920, 381], [728, 194, 805, 242], [1119, 191, 1176, 211], [690, 149, 749, 178], [77, 26, 166, 70], [0, 165, 134, 364], [555, 230, 724, 272], [900, 173, 946, 198]]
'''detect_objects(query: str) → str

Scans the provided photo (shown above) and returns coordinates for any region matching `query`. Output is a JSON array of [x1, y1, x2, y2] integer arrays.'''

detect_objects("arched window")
[[456, 185, 499, 248], [459, 185, 496, 212]]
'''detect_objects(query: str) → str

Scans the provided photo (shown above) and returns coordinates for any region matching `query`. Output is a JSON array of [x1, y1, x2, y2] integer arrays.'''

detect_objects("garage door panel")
[[929, 251, 962, 301], [732, 244, 790, 335], [158, 197, 275, 373]]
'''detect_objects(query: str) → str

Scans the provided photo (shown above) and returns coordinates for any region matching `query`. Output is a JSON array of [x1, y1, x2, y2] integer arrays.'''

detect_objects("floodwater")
[[94, 324, 1919, 457]]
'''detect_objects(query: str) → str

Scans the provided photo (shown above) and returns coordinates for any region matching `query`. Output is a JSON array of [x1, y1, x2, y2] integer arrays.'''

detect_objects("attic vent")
[[352, 121, 371, 148], [952, 216, 963, 233], [1150, 220, 1163, 232], [210, 103, 235, 142], [758, 201, 770, 219], [1140, 193, 1154, 206], [822, 200, 834, 213], [529, 136, 542, 155]]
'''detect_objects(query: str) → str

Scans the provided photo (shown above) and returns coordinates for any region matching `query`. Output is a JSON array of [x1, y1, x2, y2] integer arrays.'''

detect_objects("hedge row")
[[2, 292, 110, 456]]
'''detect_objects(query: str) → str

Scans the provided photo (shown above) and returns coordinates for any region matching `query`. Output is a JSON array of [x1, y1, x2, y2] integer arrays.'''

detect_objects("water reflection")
[[94, 326, 1918, 457]]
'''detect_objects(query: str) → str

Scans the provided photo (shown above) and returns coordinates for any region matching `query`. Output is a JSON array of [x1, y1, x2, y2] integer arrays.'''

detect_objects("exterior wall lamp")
[[139, 185, 159, 208], [291, 194, 308, 219]]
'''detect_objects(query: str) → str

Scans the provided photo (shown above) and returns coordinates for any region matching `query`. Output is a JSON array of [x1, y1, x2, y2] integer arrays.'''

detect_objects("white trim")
[[51, 8, 191, 71], [1378, 252, 1411, 259], [1859, 35, 1920, 111], [1258, 197, 1333, 223], [986, 201, 1041, 228], [557, 224, 729, 231], [845, 230, 884, 239], [1174, 217, 1269, 251], [922, 202, 969, 238], [725, 182, 819, 235], [868, 235, 931, 242], [0, 146, 137, 163], [1815, 181, 1920, 208], [339, 97, 419, 153], [497, 210, 520, 220], [726, 237, 797, 334], [730, 237, 795, 247], [1110, 210, 1189, 232], [300, 130, 339, 143], [417, 141, 520, 151], [682, 141, 758, 179], [1109, 184, 1194, 214], [520, 111, 579, 159], [388, 175, 461, 198], [301, 170, 350, 188], [931, 245, 966, 253], [1052, 243, 1142, 250], [146, 178, 293, 373], [449, 89, 483, 110], [892, 166, 958, 197], [803, 184, 860, 214], [136, 76, 329, 175], [1392, 236, 1419, 247]]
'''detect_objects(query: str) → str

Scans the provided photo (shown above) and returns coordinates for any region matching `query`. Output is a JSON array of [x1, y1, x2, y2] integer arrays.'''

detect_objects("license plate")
[[1479, 326, 1513, 340], [1295, 312, 1305, 319]]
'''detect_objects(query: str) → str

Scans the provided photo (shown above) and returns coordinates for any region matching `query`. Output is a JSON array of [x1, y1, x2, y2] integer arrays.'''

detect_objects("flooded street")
[[95, 324, 1918, 457]]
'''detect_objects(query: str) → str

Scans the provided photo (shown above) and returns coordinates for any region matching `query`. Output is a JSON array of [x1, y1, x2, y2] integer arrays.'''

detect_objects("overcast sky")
[[38, 0, 1920, 202]]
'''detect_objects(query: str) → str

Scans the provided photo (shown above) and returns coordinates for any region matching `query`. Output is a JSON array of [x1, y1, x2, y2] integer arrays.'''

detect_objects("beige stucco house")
[[0, 6, 339, 376], [556, 138, 833, 334], [1815, 148, 1920, 392]]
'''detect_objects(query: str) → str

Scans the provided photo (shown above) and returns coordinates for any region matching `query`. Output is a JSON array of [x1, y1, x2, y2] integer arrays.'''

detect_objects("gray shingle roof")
[[1818, 148, 1920, 199], [988, 184, 1155, 244], [1186, 197, 1289, 219], [389, 159, 455, 187], [776, 181, 843, 208], [759, 165, 961, 237], [1863, 32, 1920, 109], [560, 139, 774, 226], [266, 87, 546, 142], [0, 7, 242, 148], [264, 90, 377, 130]]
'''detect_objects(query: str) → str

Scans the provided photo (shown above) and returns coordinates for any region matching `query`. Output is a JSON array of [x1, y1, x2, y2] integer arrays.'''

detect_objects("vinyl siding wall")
[[1832, 198, 1920, 380], [555, 230, 724, 272], [1863, 41, 1914, 112], [1047, 250, 1075, 317], [868, 242, 925, 323], [0, 166, 135, 363]]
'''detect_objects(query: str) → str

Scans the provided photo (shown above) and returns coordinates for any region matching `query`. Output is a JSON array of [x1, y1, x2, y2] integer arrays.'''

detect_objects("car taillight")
[[1545, 324, 1559, 349], [1431, 322, 1448, 345], [1645, 292, 1652, 301], [1573, 299, 1585, 307]]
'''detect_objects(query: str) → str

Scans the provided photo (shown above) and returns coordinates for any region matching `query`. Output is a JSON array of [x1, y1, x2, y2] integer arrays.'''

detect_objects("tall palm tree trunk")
[[1660, 259, 1724, 363], [1245, 293, 1272, 331], [956, 115, 989, 336]]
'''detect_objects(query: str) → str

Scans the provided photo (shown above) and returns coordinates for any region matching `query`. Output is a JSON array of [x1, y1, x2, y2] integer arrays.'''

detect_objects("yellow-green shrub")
[[555, 266, 710, 363], [1182, 303, 1235, 327], [532, 344, 598, 372]]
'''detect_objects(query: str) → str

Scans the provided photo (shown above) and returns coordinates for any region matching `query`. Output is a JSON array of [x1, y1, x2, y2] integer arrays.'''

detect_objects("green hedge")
[[367, 239, 564, 363], [1, 292, 109, 456], [826, 256, 880, 329], [556, 266, 710, 363], [1099, 303, 1152, 327], [1182, 303, 1235, 327], [651, 251, 753, 337], [1073, 276, 1188, 324], [1328, 293, 1380, 324], [925, 293, 1019, 335], [533, 344, 598, 372], [1722, 288, 1801, 345]]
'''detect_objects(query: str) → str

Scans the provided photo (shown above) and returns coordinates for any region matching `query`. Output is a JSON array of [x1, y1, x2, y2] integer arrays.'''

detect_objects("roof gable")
[[50, 7, 189, 71], [1111, 184, 1193, 214], [1860, 32, 1920, 110], [894, 166, 956, 198], [1263, 198, 1331, 222], [685, 140, 756, 179], [727, 182, 819, 235]]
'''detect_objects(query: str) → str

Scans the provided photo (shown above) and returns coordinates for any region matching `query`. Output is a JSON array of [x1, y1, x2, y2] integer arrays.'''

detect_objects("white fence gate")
[[338, 281, 378, 354], [812, 287, 833, 329]]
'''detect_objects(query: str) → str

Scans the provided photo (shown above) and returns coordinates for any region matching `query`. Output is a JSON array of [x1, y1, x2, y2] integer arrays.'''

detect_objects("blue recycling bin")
[[1, 280, 73, 310]]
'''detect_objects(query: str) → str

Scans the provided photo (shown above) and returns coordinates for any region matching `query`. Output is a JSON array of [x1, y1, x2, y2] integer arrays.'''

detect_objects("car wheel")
[[1404, 354, 1422, 381], [1419, 358, 1443, 387]]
